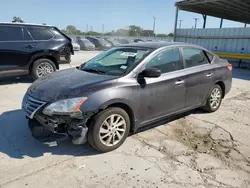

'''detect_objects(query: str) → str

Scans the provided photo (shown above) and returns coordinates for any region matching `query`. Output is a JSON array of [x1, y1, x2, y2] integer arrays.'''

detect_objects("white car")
[[72, 41, 80, 51]]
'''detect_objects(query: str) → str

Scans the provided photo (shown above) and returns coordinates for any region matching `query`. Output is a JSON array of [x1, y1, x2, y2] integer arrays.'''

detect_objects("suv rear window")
[[27, 27, 53, 40], [0, 26, 23, 41]]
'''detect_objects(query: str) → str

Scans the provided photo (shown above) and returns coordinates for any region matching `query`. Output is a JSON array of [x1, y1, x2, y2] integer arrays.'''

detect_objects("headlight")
[[42, 97, 87, 116]]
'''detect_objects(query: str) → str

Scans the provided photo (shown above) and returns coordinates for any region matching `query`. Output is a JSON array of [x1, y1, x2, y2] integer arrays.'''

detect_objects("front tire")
[[30, 58, 56, 79], [88, 107, 130, 152], [202, 84, 223, 113]]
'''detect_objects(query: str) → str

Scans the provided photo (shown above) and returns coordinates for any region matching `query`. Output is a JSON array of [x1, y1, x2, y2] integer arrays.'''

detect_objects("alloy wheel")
[[210, 88, 221, 109], [36, 62, 54, 77], [99, 114, 126, 147]]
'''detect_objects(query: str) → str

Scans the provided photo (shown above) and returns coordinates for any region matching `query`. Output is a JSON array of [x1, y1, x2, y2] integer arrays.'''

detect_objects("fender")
[[28, 50, 60, 69]]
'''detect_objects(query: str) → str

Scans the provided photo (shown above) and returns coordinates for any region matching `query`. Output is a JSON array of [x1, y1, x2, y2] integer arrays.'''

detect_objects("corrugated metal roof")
[[176, 0, 250, 24]]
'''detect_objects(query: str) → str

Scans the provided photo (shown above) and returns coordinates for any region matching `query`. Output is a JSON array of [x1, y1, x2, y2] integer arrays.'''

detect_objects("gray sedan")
[[22, 42, 232, 152]]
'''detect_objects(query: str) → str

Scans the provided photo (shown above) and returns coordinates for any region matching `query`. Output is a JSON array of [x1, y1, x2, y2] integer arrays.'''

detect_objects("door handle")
[[206, 73, 214, 77], [25, 45, 35, 49], [175, 80, 185, 85]]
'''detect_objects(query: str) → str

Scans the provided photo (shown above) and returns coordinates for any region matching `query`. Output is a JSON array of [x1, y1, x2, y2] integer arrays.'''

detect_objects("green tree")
[[116, 29, 129, 36], [86, 31, 102, 36], [12, 16, 24, 23], [128, 25, 143, 36], [65, 25, 77, 34], [168, 33, 174, 37], [141, 30, 154, 37]]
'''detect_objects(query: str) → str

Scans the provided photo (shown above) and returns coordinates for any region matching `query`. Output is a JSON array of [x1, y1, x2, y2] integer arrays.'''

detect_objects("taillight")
[[227, 63, 232, 72]]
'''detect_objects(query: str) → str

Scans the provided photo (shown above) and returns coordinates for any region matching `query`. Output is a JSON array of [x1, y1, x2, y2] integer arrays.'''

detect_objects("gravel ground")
[[0, 51, 250, 188]]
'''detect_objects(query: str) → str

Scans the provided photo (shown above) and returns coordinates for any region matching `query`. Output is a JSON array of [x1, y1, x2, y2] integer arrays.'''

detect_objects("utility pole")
[[102, 24, 104, 36], [86, 24, 88, 33], [179, 20, 183, 29], [90, 26, 93, 32], [193, 18, 199, 29], [153, 16, 156, 37]]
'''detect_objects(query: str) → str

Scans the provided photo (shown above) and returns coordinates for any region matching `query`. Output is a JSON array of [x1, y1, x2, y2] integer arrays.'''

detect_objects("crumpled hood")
[[28, 68, 117, 102]]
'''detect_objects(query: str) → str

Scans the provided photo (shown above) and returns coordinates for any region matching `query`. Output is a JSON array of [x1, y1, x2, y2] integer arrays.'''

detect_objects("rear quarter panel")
[[212, 57, 232, 95]]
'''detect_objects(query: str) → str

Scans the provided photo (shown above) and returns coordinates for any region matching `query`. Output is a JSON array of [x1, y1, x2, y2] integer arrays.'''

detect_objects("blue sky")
[[1, 0, 247, 34]]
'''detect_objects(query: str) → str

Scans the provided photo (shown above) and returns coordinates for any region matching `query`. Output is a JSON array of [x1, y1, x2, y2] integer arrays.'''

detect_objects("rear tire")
[[202, 84, 223, 113], [88, 107, 130, 152], [30, 58, 56, 79]]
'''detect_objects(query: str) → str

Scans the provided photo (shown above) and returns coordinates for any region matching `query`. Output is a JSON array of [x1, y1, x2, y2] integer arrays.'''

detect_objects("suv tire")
[[30, 58, 56, 79], [202, 84, 223, 113], [88, 107, 130, 152]]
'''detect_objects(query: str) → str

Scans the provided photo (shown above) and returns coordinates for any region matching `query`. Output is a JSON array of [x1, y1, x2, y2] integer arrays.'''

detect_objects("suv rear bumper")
[[59, 54, 71, 64]]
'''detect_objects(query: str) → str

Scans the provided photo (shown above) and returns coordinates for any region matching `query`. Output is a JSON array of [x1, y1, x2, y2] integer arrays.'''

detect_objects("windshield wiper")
[[82, 68, 106, 75]]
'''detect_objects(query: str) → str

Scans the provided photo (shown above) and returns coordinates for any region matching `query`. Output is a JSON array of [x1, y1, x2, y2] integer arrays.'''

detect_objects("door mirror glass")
[[141, 68, 161, 78]]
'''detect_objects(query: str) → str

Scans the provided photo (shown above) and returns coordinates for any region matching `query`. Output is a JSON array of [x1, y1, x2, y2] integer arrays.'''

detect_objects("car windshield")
[[81, 47, 151, 76]]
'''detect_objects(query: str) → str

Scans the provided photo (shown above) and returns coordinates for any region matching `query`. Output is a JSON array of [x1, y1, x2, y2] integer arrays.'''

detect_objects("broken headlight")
[[42, 97, 87, 116]]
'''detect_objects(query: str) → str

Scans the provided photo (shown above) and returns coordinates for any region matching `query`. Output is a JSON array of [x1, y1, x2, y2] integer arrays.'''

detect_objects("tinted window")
[[27, 27, 53, 40], [145, 48, 182, 74], [0, 26, 23, 41], [23, 28, 33, 41], [183, 48, 209, 68]]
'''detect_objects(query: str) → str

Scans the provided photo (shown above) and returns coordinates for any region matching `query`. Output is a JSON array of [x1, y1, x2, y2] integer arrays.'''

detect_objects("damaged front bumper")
[[22, 94, 96, 145], [28, 112, 96, 145]]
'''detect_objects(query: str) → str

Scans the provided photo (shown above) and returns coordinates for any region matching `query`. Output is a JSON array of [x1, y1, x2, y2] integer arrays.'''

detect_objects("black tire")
[[88, 107, 130, 152], [30, 58, 56, 79], [202, 84, 223, 113]]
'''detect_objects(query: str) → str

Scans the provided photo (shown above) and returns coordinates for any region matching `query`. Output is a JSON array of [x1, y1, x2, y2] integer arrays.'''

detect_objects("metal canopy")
[[175, 0, 250, 24]]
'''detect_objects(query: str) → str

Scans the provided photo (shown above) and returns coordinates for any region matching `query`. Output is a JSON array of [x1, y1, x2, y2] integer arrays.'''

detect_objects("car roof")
[[120, 42, 206, 50], [0, 22, 53, 27]]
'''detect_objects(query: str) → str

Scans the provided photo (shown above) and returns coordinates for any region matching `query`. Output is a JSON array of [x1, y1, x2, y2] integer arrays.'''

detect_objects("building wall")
[[175, 28, 250, 54]]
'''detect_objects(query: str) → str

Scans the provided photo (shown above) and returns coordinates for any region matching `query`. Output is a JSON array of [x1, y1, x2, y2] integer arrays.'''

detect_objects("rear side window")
[[27, 27, 53, 40], [0, 26, 23, 41], [182, 48, 209, 68]]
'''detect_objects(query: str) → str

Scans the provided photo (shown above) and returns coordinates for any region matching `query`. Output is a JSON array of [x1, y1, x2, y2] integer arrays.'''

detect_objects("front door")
[[136, 47, 186, 125], [181, 47, 214, 108]]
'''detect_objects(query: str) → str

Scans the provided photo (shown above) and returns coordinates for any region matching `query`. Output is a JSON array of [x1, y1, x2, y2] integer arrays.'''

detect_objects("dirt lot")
[[0, 52, 250, 188]]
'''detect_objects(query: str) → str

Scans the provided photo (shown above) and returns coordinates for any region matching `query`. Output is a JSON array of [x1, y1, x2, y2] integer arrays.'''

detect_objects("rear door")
[[0, 25, 30, 75], [181, 47, 214, 108]]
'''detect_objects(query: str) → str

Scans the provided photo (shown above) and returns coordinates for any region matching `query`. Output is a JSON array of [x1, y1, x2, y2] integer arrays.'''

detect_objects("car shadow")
[[134, 109, 202, 135], [0, 109, 100, 159], [0, 76, 34, 85]]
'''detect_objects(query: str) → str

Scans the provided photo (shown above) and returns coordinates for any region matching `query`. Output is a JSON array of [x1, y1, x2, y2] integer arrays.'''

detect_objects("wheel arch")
[[29, 54, 59, 73], [215, 81, 226, 98], [105, 102, 136, 133]]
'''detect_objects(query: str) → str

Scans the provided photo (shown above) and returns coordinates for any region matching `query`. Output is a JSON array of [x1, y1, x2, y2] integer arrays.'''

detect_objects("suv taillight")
[[227, 63, 232, 72]]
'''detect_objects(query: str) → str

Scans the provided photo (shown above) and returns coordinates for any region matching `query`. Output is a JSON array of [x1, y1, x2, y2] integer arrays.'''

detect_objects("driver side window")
[[145, 48, 183, 74]]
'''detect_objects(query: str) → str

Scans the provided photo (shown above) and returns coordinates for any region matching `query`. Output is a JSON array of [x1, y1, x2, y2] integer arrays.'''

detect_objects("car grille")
[[22, 94, 46, 119]]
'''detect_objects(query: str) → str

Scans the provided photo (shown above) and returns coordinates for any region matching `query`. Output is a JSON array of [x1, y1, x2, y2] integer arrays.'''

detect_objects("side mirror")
[[140, 68, 161, 78]]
